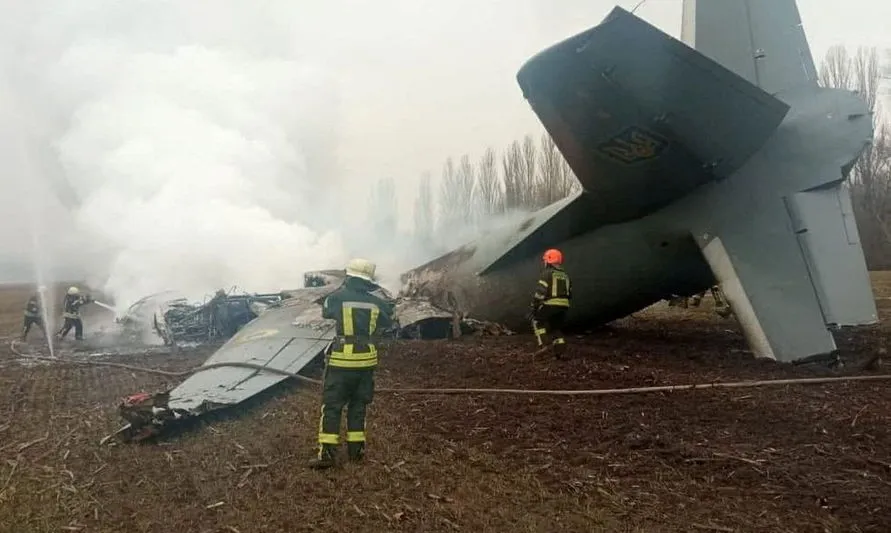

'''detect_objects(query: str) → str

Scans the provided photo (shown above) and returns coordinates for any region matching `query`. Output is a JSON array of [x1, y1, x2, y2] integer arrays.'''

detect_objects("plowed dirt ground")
[[1, 278, 890, 533]]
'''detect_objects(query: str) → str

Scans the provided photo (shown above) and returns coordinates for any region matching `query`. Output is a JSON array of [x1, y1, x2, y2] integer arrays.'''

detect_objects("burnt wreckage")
[[113, 0, 874, 442], [111, 270, 509, 442], [153, 290, 287, 346]]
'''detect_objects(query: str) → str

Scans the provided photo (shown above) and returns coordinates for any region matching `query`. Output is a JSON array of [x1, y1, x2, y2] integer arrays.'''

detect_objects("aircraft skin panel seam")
[[742, 0, 760, 88]]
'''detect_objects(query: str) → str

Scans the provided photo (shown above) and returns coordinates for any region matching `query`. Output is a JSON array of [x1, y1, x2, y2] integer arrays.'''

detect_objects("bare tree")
[[475, 146, 503, 216], [502, 140, 524, 211], [520, 134, 539, 208], [455, 154, 476, 224], [538, 133, 576, 205], [369, 177, 397, 237], [819, 45, 853, 90], [413, 172, 434, 243], [820, 45, 891, 268], [438, 157, 459, 232]]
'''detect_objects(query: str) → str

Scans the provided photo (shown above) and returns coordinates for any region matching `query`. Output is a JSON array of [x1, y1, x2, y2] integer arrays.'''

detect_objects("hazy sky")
[[0, 0, 888, 295], [330, 0, 891, 194]]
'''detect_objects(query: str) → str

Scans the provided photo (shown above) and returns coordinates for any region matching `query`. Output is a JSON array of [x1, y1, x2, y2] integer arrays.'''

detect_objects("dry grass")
[[0, 277, 890, 532]]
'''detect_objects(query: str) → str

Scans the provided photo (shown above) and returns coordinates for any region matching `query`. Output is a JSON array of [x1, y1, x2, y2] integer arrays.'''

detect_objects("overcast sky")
[[0, 0, 889, 287], [331, 0, 891, 194]]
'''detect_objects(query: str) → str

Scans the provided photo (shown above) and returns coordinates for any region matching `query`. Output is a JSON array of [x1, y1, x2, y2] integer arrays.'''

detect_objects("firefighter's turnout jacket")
[[531, 264, 571, 357], [22, 296, 43, 341], [62, 293, 90, 319], [322, 276, 395, 369], [533, 264, 571, 310], [24, 296, 40, 319], [312, 275, 396, 467]]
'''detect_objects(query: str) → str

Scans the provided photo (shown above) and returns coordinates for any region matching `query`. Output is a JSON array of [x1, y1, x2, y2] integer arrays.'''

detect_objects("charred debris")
[[116, 269, 512, 348]]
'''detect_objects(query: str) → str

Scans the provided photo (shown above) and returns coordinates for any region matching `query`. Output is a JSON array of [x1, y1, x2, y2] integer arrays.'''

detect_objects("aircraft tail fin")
[[681, 0, 818, 96]]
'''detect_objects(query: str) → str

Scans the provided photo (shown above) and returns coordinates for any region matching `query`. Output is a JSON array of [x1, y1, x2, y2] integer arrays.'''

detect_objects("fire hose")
[[8, 340, 891, 396]]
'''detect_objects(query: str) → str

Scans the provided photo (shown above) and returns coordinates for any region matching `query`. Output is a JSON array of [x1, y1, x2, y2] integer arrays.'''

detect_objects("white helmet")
[[345, 258, 376, 282], [67, 286, 80, 295]]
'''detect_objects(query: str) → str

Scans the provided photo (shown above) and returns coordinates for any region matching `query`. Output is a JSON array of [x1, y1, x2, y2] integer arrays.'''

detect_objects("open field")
[[1, 277, 890, 532]]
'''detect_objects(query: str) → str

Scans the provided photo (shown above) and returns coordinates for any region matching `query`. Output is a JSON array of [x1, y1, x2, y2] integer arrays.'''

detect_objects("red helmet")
[[542, 248, 563, 265]]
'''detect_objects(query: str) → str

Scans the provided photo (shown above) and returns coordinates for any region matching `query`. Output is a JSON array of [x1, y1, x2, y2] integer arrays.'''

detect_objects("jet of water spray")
[[92, 300, 117, 314], [29, 217, 56, 358]]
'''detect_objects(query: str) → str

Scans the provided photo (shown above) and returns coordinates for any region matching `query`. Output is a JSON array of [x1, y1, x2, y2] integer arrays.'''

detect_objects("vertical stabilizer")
[[681, 0, 818, 95]]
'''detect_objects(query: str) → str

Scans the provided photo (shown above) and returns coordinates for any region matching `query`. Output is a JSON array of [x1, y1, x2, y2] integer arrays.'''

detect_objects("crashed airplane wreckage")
[[113, 0, 879, 442], [402, 0, 877, 365], [113, 272, 510, 442]]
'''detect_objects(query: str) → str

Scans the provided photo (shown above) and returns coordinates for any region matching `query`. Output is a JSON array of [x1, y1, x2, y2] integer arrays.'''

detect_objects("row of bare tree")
[[369, 44, 891, 267], [820, 45, 891, 268], [431, 134, 581, 237]]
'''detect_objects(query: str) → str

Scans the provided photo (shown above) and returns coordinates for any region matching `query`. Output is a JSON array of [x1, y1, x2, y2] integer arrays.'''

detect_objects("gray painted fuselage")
[[400, 1, 877, 363]]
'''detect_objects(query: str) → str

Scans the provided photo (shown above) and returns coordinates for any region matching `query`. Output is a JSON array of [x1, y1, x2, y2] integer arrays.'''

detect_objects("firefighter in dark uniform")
[[530, 248, 571, 359], [308, 258, 395, 469], [56, 286, 92, 341], [21, 294, 45, 341]]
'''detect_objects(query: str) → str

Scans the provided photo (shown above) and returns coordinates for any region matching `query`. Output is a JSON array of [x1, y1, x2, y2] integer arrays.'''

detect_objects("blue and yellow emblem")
[[597, 126, 668, 165]]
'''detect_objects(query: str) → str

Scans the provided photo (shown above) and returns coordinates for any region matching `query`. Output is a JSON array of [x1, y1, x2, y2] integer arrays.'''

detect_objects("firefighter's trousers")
[[58, 317, 83, 340], [22, 315, 44, 340], [317, 366, 375, 453], [532, 305, 568, 353]]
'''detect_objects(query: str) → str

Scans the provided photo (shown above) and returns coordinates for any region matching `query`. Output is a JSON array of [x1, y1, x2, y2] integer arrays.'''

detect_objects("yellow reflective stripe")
[[553, 338, 566, 344], [535, 328, 546, 335], [370, 306, 379, 333], [63, 312, 79, 319], [550, 272, 569, 298], [330, 344, 378, 368], [319, 433, 340, 444], [329, 357, 378, 369], [330, 344, 376, 358], [538, 279, 548, 287], [343, 306, 354, 336], [346, 431, 366, 442], [544, 298, 569, 307]]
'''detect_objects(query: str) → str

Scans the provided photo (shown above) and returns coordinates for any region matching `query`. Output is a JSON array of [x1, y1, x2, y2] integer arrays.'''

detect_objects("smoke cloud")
[[2, 0, 352, 309]]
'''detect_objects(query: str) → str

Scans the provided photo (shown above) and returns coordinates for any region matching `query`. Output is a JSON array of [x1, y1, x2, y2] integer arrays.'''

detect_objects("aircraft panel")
[[516, 6, 790, 224], [785, 182, 878, 327], [681, 0, 818, 97], [694, 199, 837, 362], [168, 287, 337, 413]]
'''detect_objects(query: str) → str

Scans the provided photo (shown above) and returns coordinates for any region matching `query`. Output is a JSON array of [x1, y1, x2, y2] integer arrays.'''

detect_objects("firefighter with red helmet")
[[530, 248, 571, 359]]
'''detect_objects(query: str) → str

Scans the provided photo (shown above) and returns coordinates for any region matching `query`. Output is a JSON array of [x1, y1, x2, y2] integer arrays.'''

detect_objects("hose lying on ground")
[[8, 340, 891, 396]]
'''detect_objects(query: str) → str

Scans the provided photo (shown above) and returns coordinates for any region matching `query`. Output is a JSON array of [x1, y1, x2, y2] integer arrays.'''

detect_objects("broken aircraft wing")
[[166, 287, 336, 413], [112, 284, 484, 441], [114, 286, 338, 441]]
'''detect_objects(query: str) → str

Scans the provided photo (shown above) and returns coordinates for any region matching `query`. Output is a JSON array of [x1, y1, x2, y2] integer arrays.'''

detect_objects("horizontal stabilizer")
[[516, 6, 790, 224], [477, 190, 591, 275]]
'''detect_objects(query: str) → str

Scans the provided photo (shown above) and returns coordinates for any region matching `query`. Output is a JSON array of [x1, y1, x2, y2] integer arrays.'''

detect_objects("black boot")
[[347, 442, 366, 462], [307, 444, 337, 469], [553, 341, 567, 360]]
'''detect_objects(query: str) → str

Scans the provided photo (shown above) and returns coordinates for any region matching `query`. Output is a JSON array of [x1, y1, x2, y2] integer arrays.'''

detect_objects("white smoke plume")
[[3, 0, 351, 309]]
